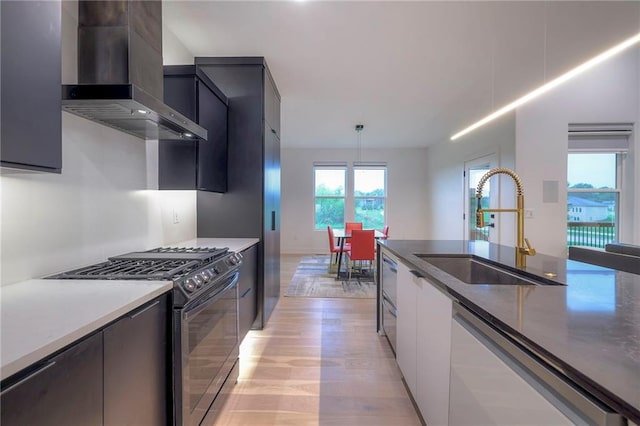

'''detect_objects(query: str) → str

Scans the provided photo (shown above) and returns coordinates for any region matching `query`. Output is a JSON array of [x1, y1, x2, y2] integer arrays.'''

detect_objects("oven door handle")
[[183, 272, 239, 320]]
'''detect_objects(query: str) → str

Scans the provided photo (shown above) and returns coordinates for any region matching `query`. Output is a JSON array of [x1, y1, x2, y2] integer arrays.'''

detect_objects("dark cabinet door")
[[264, 73, 280, 138], [239, 244, 258, 341], [160, 68, 228, 192], [158, 139, 198, 189], [0, 1, 62, 172], [0, 332, 103, 426], [197, 81, 228, 192], [163, 74, 197, 121], [262, 124, 281, 325], [160, 73, 198, 189], [259, 67, 281, 328], [103, 296, 169, 426]]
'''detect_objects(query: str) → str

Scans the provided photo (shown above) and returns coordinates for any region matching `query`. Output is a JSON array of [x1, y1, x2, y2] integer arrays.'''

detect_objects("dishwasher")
[[380, 253, 398, 355], [449, 303, 625, 425]]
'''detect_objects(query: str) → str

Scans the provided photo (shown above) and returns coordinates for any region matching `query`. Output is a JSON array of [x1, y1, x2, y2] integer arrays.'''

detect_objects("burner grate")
[[50, 258, 201, 280], [47, 246, 234, 283], [145, 246, 226, 254]]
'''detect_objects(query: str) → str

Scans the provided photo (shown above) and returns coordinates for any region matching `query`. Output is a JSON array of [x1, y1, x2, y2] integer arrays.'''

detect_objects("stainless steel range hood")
[[62, 0, 206, 142]]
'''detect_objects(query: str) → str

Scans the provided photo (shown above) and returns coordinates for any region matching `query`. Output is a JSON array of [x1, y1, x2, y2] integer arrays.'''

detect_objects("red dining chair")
[[345, 222, 363, 234], [346, 229, 375, 280], [327, 226, 350, 265], [373, 225, 389, 252]]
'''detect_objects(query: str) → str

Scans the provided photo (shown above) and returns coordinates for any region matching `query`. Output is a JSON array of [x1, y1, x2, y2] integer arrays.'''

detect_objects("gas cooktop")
[[48, 246, 233, 281], [47, 246, 244, 305]]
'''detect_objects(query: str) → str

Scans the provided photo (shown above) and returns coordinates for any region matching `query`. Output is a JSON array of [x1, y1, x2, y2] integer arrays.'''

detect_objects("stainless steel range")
[[49, 246, 243, 426]]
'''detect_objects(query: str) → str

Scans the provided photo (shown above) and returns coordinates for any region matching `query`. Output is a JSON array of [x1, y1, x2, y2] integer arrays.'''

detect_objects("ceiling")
[[163, 1, 640, 149]]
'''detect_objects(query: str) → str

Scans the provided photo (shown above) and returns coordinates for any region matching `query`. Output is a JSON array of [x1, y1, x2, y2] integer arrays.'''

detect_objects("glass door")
[[464, 155, 498, 242]]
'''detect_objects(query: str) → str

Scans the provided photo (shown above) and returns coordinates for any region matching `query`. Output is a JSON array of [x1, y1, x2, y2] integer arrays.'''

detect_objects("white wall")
[[162, 11, 195, 66], [424, 47, 639, 258], [0, 2, 197, 286], [281, 147, 429, 254], [425, 113, 516, 244], [0, 114, 197, 286], [515, 47, 639, 257]]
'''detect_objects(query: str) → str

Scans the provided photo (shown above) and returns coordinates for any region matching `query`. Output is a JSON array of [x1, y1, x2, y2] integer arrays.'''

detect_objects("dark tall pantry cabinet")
[[195, 57, 280, 328]]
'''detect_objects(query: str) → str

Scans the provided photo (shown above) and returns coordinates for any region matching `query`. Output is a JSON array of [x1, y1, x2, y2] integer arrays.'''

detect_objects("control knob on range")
[[200, 270, 212, 283], [184, 278, 197, 292], [193, 275, 204, 288]]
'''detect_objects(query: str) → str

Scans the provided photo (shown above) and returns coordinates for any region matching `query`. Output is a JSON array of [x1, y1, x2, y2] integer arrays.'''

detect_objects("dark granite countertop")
[[380, 240, 640, 423]]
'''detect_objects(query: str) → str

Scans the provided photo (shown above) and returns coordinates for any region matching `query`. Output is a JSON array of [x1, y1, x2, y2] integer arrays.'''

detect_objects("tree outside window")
[[314, 167, 346, 230], [354, 167, 386, 230]]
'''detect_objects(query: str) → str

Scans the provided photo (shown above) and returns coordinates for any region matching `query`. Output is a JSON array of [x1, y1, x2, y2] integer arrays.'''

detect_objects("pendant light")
[[355, 124, 364, 162]]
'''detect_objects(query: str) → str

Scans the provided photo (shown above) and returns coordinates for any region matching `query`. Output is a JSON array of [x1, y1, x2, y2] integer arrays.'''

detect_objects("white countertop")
[[0, 237, 259, 382], [1, 279, 171, 381]]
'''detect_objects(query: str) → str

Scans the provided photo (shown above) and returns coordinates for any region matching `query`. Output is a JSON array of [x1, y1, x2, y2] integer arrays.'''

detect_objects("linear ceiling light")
[[450, 32, 640, 141]]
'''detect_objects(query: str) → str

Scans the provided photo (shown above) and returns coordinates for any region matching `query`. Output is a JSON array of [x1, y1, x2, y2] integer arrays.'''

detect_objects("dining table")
[[333, 229, 386, 280]]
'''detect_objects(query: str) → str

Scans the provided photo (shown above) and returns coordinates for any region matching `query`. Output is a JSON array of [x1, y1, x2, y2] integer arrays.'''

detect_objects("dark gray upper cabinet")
[[160, 66, 229, 192], [194, 57, 281, 329], [0, 1, 62, 173]]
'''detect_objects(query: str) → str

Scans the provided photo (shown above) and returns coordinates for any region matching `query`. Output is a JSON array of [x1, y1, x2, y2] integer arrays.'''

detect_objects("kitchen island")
[[379, 240, 640, 424]]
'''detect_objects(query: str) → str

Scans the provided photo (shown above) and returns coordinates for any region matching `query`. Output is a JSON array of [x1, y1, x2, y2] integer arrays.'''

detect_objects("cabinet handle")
[[386, 305, 397, 318], [129, 300, 160, 319], [409, 270, 424, 279], [1, 361, 57, 395], [271, 211, 276, 231], [240, 287, 253, 298], [271, 128, 276, 134], [382, 298, 397, 318], [382, 257, 398, 272]]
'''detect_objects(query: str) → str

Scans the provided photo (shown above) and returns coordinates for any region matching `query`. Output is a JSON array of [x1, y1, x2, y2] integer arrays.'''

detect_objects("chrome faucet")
[[475, 167, 536, 268]]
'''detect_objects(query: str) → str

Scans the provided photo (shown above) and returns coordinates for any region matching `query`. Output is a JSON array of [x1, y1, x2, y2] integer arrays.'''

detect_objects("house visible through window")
[[567, 124, 630, 248]]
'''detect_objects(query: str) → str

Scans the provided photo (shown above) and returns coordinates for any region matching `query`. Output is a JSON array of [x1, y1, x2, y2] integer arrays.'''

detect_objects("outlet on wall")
[[173, 208, 180, 224]]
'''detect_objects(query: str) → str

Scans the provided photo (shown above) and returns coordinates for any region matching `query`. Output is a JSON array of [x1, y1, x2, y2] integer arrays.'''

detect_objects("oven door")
[[174, 271, 239, 426]]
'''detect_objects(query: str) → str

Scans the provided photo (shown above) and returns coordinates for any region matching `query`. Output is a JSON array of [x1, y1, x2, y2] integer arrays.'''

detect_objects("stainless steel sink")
[[415, 254, 555, 285]]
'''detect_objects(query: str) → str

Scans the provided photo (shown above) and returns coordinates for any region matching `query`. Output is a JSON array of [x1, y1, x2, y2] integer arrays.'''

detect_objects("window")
[[314, 163, 387, 230], [354, 166, 386, 229], [567, 125, 631, 248], [314, 166, 346, 230], [567, 152, 622, 248]]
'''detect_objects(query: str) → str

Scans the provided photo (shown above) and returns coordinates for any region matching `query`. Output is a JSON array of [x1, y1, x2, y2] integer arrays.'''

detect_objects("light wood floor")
[[203, 254, 422, 426]]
